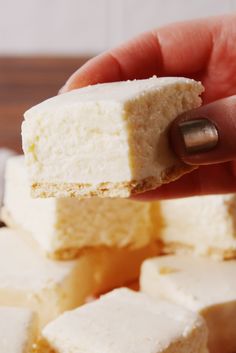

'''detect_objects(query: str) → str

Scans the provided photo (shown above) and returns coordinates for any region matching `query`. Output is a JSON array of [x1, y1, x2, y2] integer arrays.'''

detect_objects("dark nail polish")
[[178, 118, 219, 154]]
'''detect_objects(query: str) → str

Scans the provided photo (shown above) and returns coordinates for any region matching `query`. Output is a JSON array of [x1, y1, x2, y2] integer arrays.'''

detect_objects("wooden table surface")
[[0, 56, 89, 152]]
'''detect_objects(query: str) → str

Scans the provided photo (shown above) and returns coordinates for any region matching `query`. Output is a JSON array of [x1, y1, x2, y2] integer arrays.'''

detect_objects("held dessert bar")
[[22, 77, 203, 198]]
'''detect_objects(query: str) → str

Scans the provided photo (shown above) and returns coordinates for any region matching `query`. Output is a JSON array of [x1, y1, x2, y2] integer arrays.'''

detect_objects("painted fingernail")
[[178, 118, 219, 154]]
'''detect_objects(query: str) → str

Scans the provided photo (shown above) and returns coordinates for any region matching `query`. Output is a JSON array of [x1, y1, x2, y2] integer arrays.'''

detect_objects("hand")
[[60, 14, 236, 200]]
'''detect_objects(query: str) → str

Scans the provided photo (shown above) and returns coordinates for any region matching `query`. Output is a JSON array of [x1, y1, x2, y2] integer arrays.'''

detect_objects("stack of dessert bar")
[[0, 77, 235, 353]]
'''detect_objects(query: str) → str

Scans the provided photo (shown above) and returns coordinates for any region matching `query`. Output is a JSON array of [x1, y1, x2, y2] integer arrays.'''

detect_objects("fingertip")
[[169, 95, 236, 166]]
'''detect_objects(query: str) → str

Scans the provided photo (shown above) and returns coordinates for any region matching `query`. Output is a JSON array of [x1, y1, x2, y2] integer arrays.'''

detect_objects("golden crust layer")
[[31, 164, 195, 199]]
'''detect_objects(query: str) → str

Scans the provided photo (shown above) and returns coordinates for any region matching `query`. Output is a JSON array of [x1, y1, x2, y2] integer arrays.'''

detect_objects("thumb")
[[170, 95, 236, 165]]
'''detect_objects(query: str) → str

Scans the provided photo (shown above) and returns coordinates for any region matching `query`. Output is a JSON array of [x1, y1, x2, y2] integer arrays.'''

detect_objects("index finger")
[[60, 16, 216, 92]]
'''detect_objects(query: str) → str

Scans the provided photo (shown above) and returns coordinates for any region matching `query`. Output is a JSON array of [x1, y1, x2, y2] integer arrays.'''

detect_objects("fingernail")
[[178, 118, 219, 154]]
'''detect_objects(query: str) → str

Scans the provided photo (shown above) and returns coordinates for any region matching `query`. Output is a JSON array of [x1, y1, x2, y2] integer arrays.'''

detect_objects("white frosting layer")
[[24, 77, 200, 112], [22, 77, 203, 187], [141, 255, 236, 353], [0, 306, 37, 353], [41, 288, 208, 353]]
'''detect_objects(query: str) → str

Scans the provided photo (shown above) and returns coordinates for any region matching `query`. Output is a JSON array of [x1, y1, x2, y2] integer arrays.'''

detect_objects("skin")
[[61, 14, 236, 200]]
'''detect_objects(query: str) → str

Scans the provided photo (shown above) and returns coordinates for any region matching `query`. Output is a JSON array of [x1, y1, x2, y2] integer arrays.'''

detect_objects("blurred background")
[[0, 0, 235, 152]]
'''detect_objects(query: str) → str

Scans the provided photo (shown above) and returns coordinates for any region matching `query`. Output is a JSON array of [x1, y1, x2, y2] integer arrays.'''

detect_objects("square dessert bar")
[[154, 194, 236, 259], [141, 255, 236, 353], [22, 77, 203, 198], [0, 228, 94, 328], [36, 288, 208, 353]]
